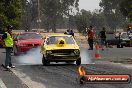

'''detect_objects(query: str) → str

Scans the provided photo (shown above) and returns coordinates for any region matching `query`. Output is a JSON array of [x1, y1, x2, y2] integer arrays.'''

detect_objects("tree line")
[[0, 0, 131, 32], [0, 0, 21, 32], [75, 0, 132, 32]]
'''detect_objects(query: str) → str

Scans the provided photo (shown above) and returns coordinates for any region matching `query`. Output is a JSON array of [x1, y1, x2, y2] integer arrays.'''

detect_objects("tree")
[[99, 0, 131, 31], [90, 10, 107, 30], [0, 0, 21, 30], [40, 0, 79, 32], [120, 0, 132, 21], [75, 9, 92, 32], [21, 0, 39, 31], [74, 9, 107, 33]]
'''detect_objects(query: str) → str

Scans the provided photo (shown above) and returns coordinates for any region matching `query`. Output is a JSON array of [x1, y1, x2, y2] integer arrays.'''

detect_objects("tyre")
[[42, 55, 49, 66], [117, 44, 123, 48], [121, 45, 123, 48], [76, 57, 81, 65]]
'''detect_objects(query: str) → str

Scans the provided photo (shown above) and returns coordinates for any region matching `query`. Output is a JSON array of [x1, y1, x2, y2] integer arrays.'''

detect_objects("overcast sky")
[[78, 0, 101, 11]]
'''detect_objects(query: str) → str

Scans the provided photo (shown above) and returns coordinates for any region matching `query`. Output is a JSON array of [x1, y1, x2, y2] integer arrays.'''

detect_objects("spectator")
[[64, 29, 70, 35], [83, 27, 89, 36], [127, 26, 132, 34], [82, 27, 89, 37], [88, 26, 94, 50], [99, 27, 107, 51], [70, 30, 74, 37], [2, 25, 15, 69]]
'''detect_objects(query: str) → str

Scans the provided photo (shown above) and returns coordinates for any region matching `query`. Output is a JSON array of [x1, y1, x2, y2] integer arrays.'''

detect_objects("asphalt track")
[[11, 48, 132, 88], [0, 47, 132, 88]]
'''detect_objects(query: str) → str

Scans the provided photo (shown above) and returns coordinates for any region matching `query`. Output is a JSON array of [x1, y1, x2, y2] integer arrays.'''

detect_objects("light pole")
[[68, 9, 70, 30], [37, 0, 41, 32], [68, 8, 72, 30]]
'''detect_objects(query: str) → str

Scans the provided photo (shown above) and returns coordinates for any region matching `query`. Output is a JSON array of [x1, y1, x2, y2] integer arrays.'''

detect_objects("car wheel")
[[42, 55, 49, 66], [76, 57, 81, 66], [117, 44, 123, 48], [121, 45, 123, 48], [117, 44, 120, 48], [117, 44, 119, 48]]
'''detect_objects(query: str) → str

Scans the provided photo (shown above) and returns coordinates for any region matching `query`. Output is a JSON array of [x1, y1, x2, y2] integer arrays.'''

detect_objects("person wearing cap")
[[99, 27, 107, 51], [129, 27, 132, 33], [127, 26, 132, 34], [64, 29, 70, 35], [69, 30, 74, 37], [2, 25, 15, 69]]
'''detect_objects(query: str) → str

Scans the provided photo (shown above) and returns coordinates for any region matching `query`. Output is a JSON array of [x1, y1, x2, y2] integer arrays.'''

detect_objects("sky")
[[27, 0, 101, 12], [78, 0, 101, 11]]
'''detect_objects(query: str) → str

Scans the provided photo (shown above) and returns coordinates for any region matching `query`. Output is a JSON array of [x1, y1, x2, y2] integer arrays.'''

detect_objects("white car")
[[120, 32, 131, 47]]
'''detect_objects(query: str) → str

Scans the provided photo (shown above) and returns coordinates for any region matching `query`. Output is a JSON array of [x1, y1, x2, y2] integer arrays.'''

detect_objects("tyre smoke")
[[15, 48, 42, 65], [14, 48, 93, 65], [80, 48, 93, 64]]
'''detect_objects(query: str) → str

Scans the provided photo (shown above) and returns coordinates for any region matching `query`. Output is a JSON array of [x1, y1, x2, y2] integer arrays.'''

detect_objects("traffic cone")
[[95, 42, 101, 59]]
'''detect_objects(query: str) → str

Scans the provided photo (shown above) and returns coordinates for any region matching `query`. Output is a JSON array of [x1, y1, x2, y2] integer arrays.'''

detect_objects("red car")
[[13, 32, 43, 55]]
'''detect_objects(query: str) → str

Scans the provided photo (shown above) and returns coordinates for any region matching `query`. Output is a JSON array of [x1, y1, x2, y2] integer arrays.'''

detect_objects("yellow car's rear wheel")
[[76, 57, 81, 65]]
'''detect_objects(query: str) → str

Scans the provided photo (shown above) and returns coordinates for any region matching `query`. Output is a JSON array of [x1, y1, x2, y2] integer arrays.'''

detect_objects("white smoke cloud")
[[80, 48, 93, 64], [14, 48, 92, 65], [15, 48, 42, 65]]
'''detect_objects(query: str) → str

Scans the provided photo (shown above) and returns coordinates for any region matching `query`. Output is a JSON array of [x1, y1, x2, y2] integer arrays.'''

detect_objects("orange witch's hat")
[[95, 42, 101, 59]]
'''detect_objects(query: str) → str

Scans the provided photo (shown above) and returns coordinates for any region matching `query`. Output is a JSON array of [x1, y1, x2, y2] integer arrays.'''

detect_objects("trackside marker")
[[0, 79, 7, 88]]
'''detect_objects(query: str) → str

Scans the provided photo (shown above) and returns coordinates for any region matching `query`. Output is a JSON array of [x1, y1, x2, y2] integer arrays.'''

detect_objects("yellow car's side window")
[[46, 38, 49, 45]]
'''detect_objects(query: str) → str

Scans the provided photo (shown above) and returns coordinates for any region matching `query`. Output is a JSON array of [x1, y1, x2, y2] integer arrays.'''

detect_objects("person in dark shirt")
[[99, 27, 106, 50], [64, 29, 70, 35], [69, 30, 74, 37]]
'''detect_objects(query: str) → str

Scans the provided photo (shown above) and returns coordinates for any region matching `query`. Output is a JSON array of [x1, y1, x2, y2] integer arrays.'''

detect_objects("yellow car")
[[40, 34, 81, 65]]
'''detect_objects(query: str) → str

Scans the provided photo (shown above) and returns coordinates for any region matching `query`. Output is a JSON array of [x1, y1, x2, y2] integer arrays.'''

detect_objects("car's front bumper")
[[45, 54, 80, 61], [121, 40, 130, 46], [18, 46, 40, 53]]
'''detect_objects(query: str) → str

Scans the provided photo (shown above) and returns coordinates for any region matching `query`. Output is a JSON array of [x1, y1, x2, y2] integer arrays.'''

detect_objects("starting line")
[[0, 79, 7, 88]]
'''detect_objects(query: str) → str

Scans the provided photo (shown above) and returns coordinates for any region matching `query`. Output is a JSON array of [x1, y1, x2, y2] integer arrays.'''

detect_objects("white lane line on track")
[[10, 69, 46, 88], [122, 64, 132, 69], [0, 79, 7, 88], [95, 61, 132, 69]]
